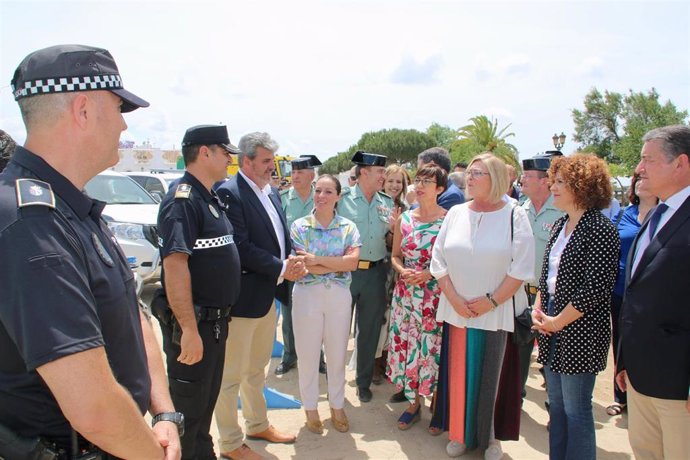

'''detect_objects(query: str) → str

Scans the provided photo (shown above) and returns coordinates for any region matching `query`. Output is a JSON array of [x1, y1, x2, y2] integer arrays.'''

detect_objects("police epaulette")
[[378, 190, 392, 199], [175, 183, 192, 199], [15, 179, 55, 209], [279, 188, 290, 196]]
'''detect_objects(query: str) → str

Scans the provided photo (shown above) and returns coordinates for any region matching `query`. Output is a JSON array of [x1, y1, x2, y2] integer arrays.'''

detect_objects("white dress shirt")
[[632, 184, 690, 274]]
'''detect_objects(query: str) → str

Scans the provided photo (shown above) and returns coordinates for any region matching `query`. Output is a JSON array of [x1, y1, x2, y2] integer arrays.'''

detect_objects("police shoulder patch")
[[16, 179, 56, 209], [175, 183, 192, 199]]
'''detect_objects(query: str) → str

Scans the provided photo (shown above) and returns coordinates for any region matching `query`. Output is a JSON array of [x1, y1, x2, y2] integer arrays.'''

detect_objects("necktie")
[[647, 203, 669, 241]]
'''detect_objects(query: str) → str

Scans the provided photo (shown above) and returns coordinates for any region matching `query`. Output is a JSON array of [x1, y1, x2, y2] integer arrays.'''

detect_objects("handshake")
[[284, 254, 309, 282]]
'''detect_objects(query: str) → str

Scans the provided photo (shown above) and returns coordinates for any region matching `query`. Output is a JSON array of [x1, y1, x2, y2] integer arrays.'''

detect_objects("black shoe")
[[274, 362, 296, 375], [357, 387, 373, 402], [319, 361, 327, 374], [389, 390, 406, 403]]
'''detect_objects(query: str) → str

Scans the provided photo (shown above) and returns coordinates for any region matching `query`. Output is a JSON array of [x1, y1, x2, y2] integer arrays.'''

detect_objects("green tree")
[[425, 122, 457, 151], [572, 88, 688, 173], [449, 115, 519, 168], [320, 128, 435, 174]]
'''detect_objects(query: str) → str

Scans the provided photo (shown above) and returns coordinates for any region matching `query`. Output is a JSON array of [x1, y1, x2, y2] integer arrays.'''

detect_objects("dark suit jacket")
[[216, 174, 291, 318], [438, 181, 465, 211], [618, 195, 690, 400]]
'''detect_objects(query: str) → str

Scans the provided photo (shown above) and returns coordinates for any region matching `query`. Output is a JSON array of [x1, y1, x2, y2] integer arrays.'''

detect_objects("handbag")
[[508, 206, 538, 345]]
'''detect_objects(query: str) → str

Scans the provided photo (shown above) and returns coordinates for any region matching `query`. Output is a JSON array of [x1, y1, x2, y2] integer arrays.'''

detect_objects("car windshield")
[[85, 174, 157, 204]]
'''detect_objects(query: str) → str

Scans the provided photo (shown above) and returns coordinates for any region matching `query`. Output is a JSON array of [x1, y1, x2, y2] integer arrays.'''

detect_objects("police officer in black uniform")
[[154, 124, 242, 460], [0, 45, 181, 459]]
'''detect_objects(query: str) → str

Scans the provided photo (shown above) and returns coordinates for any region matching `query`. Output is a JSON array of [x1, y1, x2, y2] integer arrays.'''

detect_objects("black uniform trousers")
[[160, 317, 228, 460]]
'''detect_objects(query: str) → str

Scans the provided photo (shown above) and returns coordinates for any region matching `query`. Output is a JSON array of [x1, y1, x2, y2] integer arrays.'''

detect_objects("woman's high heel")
[[330, 408, 349, 432]]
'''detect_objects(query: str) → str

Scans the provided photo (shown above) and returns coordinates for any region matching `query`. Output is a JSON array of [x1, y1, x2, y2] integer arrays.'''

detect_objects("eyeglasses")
[[467, 169, 490, 178], [414, 178, 437, 186], [349, 176, 357, 181]]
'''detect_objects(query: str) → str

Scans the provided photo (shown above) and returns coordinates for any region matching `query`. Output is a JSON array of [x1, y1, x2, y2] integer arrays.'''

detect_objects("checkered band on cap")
[[12, 74, 123, 100], [193, 235, 234, 250]]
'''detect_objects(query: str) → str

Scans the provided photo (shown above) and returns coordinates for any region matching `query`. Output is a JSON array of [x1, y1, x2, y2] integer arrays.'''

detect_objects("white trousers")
[[292, 282, 352, 410]]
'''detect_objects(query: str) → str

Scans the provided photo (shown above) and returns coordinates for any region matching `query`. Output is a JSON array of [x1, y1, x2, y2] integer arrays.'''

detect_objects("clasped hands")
[[399, 268, 432, 286], [449, 295, 494, 318], [531, 309, 562, 335], [284, 254, 309, 281]]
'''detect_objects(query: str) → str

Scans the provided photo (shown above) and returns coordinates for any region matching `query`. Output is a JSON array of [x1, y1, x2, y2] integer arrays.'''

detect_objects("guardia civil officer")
[[276, 154, 326, 376], [0, 45, 180, 459], [154, 125, 242, 460], [518, 153, 564, 401], [338, 151, 393, 402]]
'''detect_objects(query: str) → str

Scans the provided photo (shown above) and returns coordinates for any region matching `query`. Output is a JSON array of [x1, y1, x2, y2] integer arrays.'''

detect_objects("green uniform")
[[518, 194, 563, 399], [338, 184, 393, 389], [281, 186, 314, 229], [521, 195, 564, 284]]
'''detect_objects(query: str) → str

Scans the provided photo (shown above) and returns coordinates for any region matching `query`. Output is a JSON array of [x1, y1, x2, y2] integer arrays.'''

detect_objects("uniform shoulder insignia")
[[16, 179, 55, 209], [175, 183, 192, 199], [279, 188, 290, 196], [341, 186, 352, 196], [378, 190, 392, 199]]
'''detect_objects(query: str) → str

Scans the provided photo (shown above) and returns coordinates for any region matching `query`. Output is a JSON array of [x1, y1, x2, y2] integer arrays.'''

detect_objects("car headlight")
[[107, 221, 146, 241]]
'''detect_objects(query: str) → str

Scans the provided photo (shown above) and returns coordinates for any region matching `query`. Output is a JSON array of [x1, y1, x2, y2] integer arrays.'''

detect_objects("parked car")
[[124, 170, 183, 202], [84, 170, 161, 283]]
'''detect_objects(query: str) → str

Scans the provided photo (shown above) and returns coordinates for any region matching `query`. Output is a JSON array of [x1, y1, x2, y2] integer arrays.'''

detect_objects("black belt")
[[357, 259, 383, 270], [197, 306, 232, 321]]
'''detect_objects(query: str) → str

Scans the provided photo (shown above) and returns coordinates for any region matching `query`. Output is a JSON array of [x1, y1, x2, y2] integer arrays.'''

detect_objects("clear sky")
[[1, 0, 688, 164]]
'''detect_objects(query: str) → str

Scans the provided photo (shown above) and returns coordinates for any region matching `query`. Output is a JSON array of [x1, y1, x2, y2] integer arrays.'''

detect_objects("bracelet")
[[485, 293, 499, 309]]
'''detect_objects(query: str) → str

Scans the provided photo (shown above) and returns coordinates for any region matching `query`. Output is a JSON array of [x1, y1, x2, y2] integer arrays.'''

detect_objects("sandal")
[[427, 421, 443, 436], [606, 403, 626, 416], [397, 404, 421, 431]]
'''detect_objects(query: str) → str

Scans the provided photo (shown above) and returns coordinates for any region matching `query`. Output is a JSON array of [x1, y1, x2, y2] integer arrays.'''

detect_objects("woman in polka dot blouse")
[[531, 154, 620, 460]]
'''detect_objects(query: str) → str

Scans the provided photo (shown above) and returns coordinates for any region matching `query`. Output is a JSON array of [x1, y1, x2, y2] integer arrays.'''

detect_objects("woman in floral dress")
[[387, 165, 447, 432]]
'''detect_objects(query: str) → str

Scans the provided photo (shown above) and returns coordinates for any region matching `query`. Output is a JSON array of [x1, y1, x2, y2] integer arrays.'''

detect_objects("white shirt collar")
[[239, 169, 271, 195]]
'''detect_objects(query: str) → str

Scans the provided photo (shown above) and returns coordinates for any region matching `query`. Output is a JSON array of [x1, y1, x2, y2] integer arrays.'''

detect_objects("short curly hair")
[[548, 153, 612, 210]]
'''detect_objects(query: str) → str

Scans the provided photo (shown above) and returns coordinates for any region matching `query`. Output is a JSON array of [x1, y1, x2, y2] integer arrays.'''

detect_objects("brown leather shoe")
[[246, 425, 297, 444], [219, 443, 264, 460]]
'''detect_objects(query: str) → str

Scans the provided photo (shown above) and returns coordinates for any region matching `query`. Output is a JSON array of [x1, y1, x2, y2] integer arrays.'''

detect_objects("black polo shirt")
[[158, 172, 240, 308], [0, 147, 150, 444]]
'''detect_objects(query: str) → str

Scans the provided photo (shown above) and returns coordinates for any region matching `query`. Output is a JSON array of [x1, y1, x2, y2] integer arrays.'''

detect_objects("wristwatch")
[[486, 293, 499, 309], [152, 411, 185, 437]]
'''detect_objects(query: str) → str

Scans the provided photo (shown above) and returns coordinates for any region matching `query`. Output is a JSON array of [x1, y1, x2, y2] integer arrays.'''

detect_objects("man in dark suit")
[[214, 132, 306, 460], [616, 124, 690, 460]]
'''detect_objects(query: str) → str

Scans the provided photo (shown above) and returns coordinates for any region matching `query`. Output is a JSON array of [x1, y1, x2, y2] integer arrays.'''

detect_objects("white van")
[[84, 170, 161, 283]]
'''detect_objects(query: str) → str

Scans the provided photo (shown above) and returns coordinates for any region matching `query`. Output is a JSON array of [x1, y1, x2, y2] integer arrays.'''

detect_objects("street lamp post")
[[552, 132, 566, 151]]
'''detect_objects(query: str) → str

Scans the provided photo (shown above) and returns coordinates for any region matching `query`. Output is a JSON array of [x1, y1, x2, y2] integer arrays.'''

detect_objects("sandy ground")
[[143, 284, 633, 460]]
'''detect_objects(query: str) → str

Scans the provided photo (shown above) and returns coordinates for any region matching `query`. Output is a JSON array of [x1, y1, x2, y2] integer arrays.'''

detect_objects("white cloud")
[[578, 57, 605, 78]]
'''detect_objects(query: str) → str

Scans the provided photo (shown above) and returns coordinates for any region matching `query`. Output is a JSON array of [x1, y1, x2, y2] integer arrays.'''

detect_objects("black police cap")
[[292, 154, 322, 170], [11, 44, 148, 113], [182, 125, 241, 154], [522, 150, 564, 171], [351, 151, 387, 167]]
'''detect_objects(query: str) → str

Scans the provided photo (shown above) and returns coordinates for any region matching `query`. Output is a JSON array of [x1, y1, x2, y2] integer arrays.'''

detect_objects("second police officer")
[[338, 151, 393, 402], [154, 125, 242, 460], [277, 154, 326, 376]]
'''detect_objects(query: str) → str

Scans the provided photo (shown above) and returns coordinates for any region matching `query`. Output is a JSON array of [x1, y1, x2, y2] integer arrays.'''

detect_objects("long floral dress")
[[386, 210, 445, 402]]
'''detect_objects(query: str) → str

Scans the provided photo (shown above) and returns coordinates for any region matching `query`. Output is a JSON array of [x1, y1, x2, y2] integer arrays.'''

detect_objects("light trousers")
[[292, 282, 352, 410], [215, 304, 275, 453], [627, 377, 690, 460]]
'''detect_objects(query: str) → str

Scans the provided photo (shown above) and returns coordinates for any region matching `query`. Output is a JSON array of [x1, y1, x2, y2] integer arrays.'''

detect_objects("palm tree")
[[452, 115, 519, 167]]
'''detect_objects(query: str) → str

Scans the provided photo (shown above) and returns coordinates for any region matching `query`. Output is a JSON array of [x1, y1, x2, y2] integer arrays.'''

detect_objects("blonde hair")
[[384, 164, 409, 206], [468, 152, 510, 203]]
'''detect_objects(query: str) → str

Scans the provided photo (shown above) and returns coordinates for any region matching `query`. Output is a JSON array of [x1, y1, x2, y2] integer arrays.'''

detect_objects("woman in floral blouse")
[[291, 174, 361, 435], [387, 165, 447, 433]]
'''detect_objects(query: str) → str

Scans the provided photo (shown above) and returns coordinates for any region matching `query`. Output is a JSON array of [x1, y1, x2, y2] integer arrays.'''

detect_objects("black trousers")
[[160, 318, 228, 460]]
